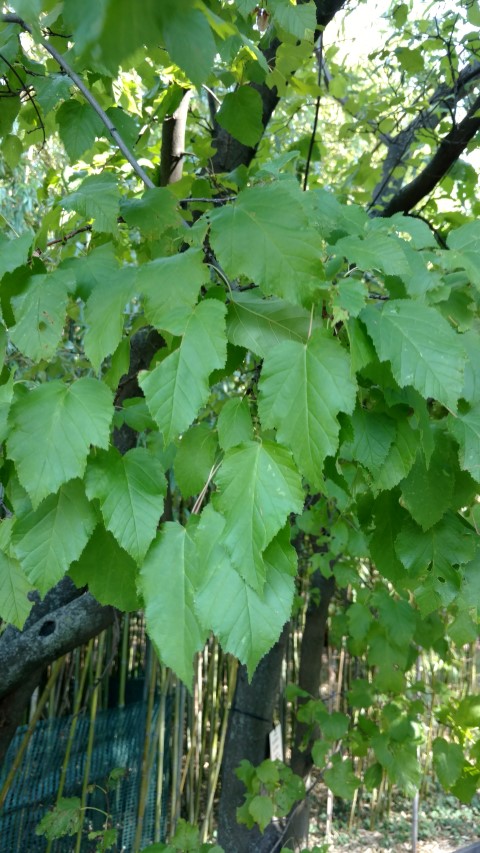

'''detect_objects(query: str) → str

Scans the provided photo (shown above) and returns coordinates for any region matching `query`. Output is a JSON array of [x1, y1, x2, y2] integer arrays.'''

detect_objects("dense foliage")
[[2, 0, 480, 836]]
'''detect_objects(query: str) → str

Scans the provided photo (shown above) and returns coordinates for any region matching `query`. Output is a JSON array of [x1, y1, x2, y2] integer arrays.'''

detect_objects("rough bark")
[[291, 572, 335, 779], [285, 572, 336, 851]]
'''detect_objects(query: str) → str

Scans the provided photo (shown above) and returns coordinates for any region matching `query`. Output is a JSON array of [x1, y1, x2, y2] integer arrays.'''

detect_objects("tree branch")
[[378, 90, 480, 216], [0, 589, 116, 701], [371, 60, 480, 212], [1, 13, 155, 189]]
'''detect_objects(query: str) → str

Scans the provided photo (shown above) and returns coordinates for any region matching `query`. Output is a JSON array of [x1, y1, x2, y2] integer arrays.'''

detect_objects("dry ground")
[[324, 829, 479, 852]]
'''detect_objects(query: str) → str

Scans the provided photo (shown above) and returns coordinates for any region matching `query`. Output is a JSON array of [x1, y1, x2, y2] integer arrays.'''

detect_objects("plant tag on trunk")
[[269, 723, 283, 762]]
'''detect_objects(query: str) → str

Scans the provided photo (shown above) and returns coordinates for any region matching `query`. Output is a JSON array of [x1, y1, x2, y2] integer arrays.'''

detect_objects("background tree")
[[1, 0, 480, 850]]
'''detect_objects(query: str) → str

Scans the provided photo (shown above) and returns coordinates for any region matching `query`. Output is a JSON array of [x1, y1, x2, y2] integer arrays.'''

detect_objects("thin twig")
[[303, 36, 323, 191], [0, 51, 45, 144], [1, 13, 155, 189], [45, 224, 92, 247], [192, 462, 221, 515], [181, 196, 236, 204]]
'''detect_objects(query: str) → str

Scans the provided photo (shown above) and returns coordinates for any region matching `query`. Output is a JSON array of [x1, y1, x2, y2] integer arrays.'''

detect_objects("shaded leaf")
[[12, 480, 96, 595], [226, 292, 315, 358], [85, 446, 166, 564], [69, 525, 140, 611], [174, 424, 218, 499], [217, 398, 253, 451], [217, 87, 264, 147], [120, 188, 183, 239]]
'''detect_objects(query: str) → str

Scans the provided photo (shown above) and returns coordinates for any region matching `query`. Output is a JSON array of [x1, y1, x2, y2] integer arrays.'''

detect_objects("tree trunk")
[[217, 626, 289, 853]]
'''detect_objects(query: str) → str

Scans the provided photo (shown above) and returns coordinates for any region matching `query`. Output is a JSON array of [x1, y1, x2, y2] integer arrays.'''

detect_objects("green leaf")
[[0, 230, 33, 279], [85, 446, 166, 564], [324, 756, 360, 800], [140, 300, 226, 445], [60, 173, 120, 233], [455, 695, 480, 728], [312, 740, 330, 769], [347, 602, 371, 641], [400, 435, 456, 530], [460, 330, 480, 404], [448, 610, 478, 646], [270, 0, 316, 39], [395, 514, 476, 611], [432, 738, 464, 789], [248, 795, 274, 833], [56, 100, 104, 161], [396, 46, 424, 73], [333, 234, 410, 278], [84, 267, 137, 371], [89, 0, 157, 70], [174, 424, 218, 499], [322, 712, 350, 740], [195, 508, 296, 676], [448, 403, 480, 483], [7, 378, 113, 508], [139, 522, 207, 688], [374, 417, 418, 492], [12, 480, 96, 595], [451, 767, 480, 804], [372, 735, 421, 795], [364, 763, 383, 791], [213, 440, 304, 591], [361, 301, 466, 411], [370, 491, 409, 583], [350, 407, 396, 475], [138, 249, 208, 335], [69, 525, 140, 611], [34, 73, 72, 113], [333, 279, 368, 318], [216, 87, 264, 147], [10, 271, 70, 362], [120, 188, 183, 239], [390, 214, 438, 249], [35, 798, 83, 840], [0, 532, 34, 628], [159, 2, 217, 89], [67, 242, 118, 301], [217, 398, 253, 451], [258, 329, 356, 487], [371, 588, 416, 647], [226, 292, 315, 358], [208, 182, 324, 305]]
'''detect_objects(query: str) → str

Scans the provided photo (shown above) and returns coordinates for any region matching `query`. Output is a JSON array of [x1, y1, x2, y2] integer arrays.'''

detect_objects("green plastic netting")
[[0, 698, 171, 851]]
